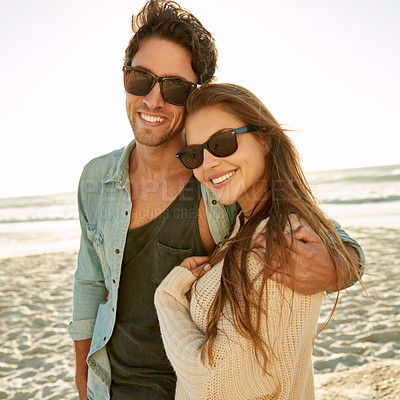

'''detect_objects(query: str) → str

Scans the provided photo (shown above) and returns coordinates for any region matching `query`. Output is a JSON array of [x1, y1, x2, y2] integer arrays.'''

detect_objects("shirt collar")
[[102, 139, 136, 189]]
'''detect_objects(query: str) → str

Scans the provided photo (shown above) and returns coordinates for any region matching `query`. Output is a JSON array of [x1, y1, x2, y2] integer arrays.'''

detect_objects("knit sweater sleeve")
[[154, 266, 212, 398]]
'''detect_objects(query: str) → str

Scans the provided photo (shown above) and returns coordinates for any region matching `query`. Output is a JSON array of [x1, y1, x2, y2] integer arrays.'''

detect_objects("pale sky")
[[1, 0, 399, 198]]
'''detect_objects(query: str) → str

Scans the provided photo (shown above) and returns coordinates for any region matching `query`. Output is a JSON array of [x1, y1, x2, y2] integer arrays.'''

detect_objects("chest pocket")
[[152, 241, 195, 286], [86, 224, 111, 279]]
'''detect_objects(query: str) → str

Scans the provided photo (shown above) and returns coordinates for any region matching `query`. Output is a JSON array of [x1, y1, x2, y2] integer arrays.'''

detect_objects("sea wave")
[[306, 164, 400, 186], [307, 172, 400, 186], [0, 193, 77, 224], [321, 194, 400, 205], [0, 215, 78, 224], [316, 174, 400, 185], [0, 192, 76, 210]]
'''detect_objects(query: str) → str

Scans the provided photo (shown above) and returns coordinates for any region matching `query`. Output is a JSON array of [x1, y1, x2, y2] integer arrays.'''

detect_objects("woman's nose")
[[201, 149, 220, 170]]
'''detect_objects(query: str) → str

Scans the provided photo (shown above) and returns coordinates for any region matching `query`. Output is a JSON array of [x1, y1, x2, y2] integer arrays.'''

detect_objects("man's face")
[[126, 36, 197, 147]]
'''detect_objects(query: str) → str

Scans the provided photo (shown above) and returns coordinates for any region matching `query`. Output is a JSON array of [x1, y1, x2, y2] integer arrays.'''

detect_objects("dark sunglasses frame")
[[122, 66, 198, 106], [176, 125, 264, 169]]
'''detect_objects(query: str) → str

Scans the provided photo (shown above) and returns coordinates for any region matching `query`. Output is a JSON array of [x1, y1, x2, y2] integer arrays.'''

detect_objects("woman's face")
[[185, 105, 268, 215]]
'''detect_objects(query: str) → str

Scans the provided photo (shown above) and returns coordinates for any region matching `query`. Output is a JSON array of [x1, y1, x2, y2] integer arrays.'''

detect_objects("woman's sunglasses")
[[176, 125, 264, 169], [123, 66, 198, 106]]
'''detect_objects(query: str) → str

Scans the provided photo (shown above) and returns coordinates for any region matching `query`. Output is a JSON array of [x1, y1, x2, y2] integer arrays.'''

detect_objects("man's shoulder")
[[200, 184, 241, 244], [77, 147, 125, 203], [84, 146, 125, 172], [80, 141, 134, 182]]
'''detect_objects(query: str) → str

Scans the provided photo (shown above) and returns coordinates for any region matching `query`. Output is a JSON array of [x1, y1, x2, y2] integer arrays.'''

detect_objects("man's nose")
[[142, 82, 165, 109]]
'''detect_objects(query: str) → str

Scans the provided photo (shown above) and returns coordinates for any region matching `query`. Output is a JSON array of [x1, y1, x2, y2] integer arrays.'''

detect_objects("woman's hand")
[[180, 256, 211, 278]]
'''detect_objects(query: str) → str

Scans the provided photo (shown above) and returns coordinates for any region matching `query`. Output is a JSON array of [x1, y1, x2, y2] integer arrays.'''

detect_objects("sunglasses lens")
[[178, 131, 238, 169], [178, 148, 203, 169], [124, 68, 195, 105], [125, 69, 153, 95], [162, 79, 193, 106], [208, 132, 237, 157]]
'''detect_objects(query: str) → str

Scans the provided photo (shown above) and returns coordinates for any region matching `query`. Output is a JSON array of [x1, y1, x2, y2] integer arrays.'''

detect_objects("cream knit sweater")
[[155, 215, 323, 399]]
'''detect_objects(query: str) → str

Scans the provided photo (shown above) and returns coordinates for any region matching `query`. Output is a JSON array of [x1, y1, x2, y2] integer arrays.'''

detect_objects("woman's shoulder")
[[252, 214, 312, 236], [254, 217, 270, 235], [285, 214, 314, 234]]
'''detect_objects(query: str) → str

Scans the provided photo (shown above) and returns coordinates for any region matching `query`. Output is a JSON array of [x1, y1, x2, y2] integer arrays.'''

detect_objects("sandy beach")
[[0, 226, 399, 399]]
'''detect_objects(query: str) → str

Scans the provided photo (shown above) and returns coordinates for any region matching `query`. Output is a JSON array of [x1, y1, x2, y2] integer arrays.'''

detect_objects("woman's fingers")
[[180, 255, 211, 277]]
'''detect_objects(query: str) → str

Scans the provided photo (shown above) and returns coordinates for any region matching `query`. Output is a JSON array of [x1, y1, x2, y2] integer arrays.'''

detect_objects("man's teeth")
[[212, 171, 235, 184], [141, 113, 165, 123]]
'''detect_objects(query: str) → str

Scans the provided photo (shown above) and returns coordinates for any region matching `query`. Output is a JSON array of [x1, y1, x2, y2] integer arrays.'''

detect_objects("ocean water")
[[307, 164, 400, 228], [0, 192, 80, 259], [0, 164, 398, 259]]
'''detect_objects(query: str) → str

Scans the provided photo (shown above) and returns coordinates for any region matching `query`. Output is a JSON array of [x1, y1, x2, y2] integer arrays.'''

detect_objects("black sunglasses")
[[176, 125, 264, 169], [123, 66, 198, 106]]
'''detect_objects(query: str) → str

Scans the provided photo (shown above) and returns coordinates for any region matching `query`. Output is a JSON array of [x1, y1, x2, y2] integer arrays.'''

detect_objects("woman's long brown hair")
[[185, 83, 364, 373]]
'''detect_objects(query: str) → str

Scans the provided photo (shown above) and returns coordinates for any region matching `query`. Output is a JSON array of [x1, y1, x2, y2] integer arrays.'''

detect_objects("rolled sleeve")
[[68, 318, 97, 341], [69, 260, 107, 340], [332, 220, 365, 265], [332, 219, 365, 287]]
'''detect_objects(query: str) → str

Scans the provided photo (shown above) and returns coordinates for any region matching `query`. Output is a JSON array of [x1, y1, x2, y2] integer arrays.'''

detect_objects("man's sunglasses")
[[176, 125, 264, 169], [123, 66, 198, 106]]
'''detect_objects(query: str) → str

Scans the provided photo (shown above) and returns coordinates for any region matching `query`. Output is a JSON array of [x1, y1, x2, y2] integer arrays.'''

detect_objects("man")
[[68, 1, 364, 399]]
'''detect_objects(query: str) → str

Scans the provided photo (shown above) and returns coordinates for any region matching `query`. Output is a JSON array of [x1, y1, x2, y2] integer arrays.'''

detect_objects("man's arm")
[[253, 222, 364, 295], [269, 226, 360, 294], [68, 169, 107, 397], [74, 339, 92, 400], [203, 184, 365, 295]]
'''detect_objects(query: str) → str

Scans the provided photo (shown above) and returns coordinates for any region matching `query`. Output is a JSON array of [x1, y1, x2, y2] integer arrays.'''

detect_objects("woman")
[[154, 83, 362, 399]]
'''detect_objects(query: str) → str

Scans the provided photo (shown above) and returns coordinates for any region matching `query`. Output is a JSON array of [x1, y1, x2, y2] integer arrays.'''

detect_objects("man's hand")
[[253, 225, 358, 295], [181, 255, 211, 278]]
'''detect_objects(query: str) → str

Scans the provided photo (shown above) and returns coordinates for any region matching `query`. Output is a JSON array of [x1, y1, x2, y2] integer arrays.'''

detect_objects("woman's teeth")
[[211, 171, 235, 184]]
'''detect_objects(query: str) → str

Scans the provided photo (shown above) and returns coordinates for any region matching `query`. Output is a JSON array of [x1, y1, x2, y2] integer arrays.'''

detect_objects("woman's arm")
[[154, 266, 212, 398]]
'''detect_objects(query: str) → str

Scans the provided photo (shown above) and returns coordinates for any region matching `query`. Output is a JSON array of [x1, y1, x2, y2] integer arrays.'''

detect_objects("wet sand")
[[0, 226, 399, 399]]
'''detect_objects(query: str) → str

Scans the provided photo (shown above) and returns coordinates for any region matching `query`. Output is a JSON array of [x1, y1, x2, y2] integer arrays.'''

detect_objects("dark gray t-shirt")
[[108, 176, 208, 399]]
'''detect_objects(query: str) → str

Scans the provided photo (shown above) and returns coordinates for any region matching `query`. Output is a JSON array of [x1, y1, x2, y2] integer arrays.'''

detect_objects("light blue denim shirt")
[[68, 140, 364, 399], [68, 140, 239, 399]]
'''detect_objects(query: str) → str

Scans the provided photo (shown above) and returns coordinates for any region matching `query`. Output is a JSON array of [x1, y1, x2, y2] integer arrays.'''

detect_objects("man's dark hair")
[[124, 0, 217, 84]]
